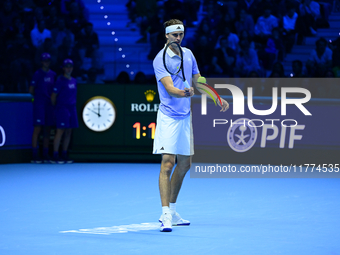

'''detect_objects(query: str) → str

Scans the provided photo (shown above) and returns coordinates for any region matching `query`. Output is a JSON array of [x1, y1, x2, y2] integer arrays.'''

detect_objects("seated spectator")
[[30, 20, 52, 48], [298, 0, 320, 36], [76, 22, 100, 71], [211, 36, 236, 77], [134, 71, 148, 84], [5, 17, 30, 43], [269, 61, 285, 77], [58, 36, 82, 77], [202, 2, 222, 32], [282, 5, 299, 53], [191, 35, 215, 76], [45, 5, 59, 31], [51, 18, 75, 48], [216, 12, 236, 36], [234, 9, 255, 38], [65, 2, 88, 35], [182, 0, 201, 27], [84, 67, 104, 84], [61, 0, 89, 20], [258, 27, 284, 70], [116, 71, 130, 84], [306, 37, 332, 77], [291, 60, 307, 77], [237, 0, 262, 21], [147, 5, 166, 58], [163, 0, 185, 24], [15, 0, 36, 12], [0, 1, 19, 33], [6, 33, 34, 93], [235, 39, 261, 77], [35, 38, 58, 70], [254, 5, 279, 44], [216, 26, 239, 52], [239, 30, 255, 49], [194, 20, 218, 48]]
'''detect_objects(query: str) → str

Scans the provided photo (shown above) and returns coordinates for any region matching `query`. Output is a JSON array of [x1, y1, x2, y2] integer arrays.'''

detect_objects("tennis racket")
[[163, 41, 191, 89]]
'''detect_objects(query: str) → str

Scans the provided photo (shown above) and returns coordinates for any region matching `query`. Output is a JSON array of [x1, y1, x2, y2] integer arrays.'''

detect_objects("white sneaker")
[[160, 213, 172, 232], [159, 212, 190, 226]]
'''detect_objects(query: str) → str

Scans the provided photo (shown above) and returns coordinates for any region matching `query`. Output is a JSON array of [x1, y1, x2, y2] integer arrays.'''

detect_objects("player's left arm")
[[192, 73, 229, 112]]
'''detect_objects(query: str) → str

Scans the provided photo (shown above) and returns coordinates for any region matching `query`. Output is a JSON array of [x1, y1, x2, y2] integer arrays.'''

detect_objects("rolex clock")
[[82, 96, 116, 132]]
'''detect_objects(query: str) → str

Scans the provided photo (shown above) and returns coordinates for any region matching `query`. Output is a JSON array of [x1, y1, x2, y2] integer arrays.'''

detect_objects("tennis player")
[[153, 19, 229, 232]]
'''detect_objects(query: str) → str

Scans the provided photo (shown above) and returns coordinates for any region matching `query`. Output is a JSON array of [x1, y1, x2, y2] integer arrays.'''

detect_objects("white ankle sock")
[[169, 203, 176, 214], [162, 206, 171, 215]]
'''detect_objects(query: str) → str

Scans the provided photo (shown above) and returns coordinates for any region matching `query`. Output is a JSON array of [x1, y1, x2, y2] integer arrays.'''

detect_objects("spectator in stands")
[[61, 0, 89, 20], [235, 39, 261, 77], [134, 71, 148, 84], [30, 19, 52, 48], [58, 35, 82, 77], [146, 3, 165, 59], [163, 0, 185, 24], [7, 33, 34, 92], [84, 67, 104, 84], [65, 2, 88, 35], [203, 2, 222, 32], [182, 0, 201, 27], [45, 5, 59, 31], [237, 0, 262, 21], [15, 0, 36, 12], [194, 20, 218, 48], [282, 5, 299, 53], [306, 37, 332, 77], [35, 38, 58, 70], [211, 36, 236, 77], [76, 22, 100, 72], [217, 26, 239, 51], [30, 7, 45, 31], [298, 0, 320, 37], [254, 4, 279, 44], [270, 61, 286, 77], [291, 60, 307, 77], [192, 35, 215, 76], [239, 30, 255, 49], [258, 27, 284, 70], [51, 18, 75, 48], [0, 1, 19, 33], [234, 9, 255, 38], [116, 71, 130, 84], [5, 17, 30, 43], [216, 12, 236, 37]]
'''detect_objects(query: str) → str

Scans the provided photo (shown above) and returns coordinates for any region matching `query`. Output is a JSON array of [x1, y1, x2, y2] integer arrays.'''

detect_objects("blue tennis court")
[[1, 163, 339, 255]]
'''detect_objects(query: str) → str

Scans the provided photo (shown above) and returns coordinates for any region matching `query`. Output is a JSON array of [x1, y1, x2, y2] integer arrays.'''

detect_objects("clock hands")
[[98, 101, 101, 116], [87, 108, 101, 117]]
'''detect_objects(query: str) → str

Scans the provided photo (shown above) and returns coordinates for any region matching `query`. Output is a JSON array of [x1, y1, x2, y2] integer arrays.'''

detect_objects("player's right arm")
[[160, 76, 192, 98]]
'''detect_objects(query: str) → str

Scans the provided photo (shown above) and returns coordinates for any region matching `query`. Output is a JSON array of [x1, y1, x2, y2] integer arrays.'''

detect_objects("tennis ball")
[[197, 76, 206, 84]]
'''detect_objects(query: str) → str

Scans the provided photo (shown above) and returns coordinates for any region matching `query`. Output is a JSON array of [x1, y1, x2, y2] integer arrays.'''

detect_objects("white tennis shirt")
[[153, 45, 199, 119]]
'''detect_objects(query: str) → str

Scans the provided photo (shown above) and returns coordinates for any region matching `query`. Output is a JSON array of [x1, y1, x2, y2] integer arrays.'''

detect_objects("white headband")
[[165, 24, 184, 34]]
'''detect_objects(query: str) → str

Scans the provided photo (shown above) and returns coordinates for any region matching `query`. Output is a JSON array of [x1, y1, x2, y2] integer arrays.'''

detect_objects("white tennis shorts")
[[153, 110, 194, 156]]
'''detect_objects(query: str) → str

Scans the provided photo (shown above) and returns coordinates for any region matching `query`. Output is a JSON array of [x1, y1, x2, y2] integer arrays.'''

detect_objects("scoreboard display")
[[70, 83, 161, 162]]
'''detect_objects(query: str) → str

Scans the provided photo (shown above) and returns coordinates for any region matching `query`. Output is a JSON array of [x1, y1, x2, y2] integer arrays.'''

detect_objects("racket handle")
[[183, 80, 190, 89]]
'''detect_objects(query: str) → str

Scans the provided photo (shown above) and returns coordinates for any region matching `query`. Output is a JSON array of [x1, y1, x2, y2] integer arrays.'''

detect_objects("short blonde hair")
[[163, 19, 183, 30]]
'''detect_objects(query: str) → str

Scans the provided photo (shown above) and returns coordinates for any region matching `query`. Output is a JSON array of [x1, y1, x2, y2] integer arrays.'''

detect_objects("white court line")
[[60, 222, 161, 235]]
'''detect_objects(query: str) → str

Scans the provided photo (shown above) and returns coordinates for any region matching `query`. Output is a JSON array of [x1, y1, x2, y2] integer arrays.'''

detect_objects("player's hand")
[[184, 87, 194, 98], [218, 98, 229, 112]]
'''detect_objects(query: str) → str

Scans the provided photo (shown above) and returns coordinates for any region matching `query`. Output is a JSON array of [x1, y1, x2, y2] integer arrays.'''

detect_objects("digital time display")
[[133, 122, 156, 139]]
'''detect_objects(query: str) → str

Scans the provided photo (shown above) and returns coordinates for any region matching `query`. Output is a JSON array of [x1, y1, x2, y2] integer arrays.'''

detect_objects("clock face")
[[82, 96, 116, 132]]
